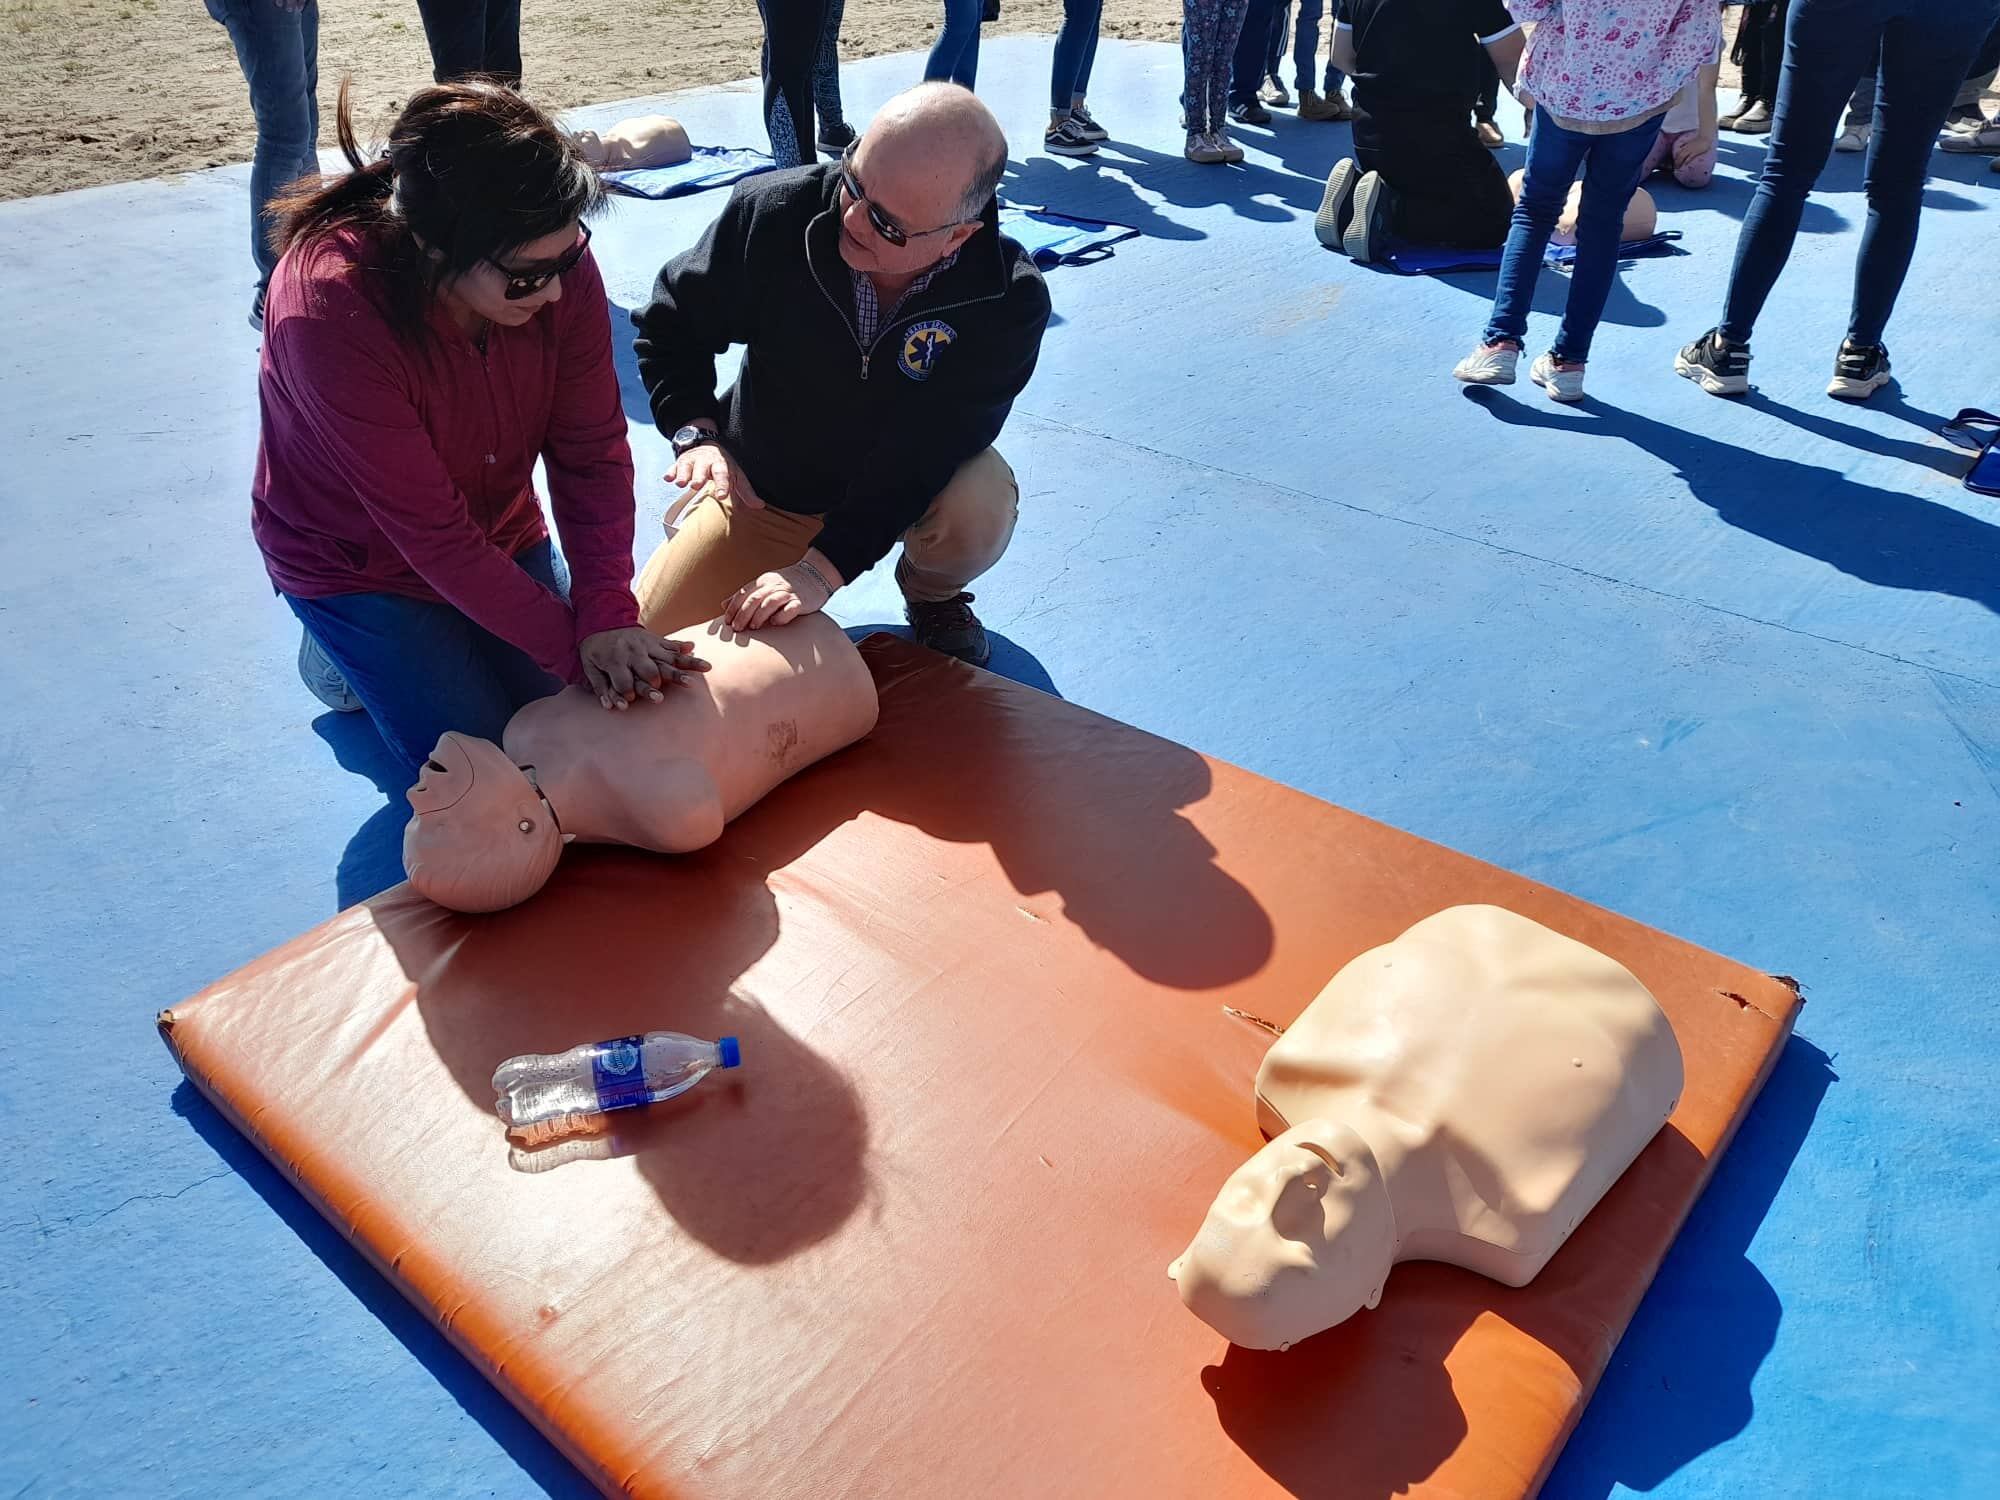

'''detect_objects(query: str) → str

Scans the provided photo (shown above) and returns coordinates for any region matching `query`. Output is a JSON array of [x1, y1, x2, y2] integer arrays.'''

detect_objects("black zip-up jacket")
[[632, 164, 1052, 585]]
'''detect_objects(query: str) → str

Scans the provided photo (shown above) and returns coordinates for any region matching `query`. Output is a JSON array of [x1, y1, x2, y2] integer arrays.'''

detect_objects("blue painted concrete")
[[4, 38, 1997, 1499]]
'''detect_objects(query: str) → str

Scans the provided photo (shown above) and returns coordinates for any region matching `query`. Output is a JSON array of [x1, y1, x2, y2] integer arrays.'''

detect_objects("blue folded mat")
[[604, 147, 779, 200], [994, 200, 1142, 268], [1941, 408, 2000, 497], [1380, 231, 1684, 277]]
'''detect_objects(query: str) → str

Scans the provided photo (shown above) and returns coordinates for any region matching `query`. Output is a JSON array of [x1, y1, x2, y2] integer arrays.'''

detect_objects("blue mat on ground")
[[995, 201, 1142, 268], [604, 146, 777, 199], [1382, 230, 1684, 277]]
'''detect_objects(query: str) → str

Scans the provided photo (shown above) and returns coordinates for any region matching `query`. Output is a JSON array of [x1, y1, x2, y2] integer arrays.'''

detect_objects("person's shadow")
[[312, 711, 413, 910], [1202, 1035, 1834, 1499], [1465, 389, 2000, 617], [842, 621, 1061, 698]]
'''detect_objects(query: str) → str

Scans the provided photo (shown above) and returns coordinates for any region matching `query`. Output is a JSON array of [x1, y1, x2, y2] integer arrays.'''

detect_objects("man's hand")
[[721, 551, 843, 632], [578, 628, 711, 711], [667, 441, 765, 510]]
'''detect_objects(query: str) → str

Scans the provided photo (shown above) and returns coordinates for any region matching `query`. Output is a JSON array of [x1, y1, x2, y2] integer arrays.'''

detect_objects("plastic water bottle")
[[492, 1032, 741, 1147]]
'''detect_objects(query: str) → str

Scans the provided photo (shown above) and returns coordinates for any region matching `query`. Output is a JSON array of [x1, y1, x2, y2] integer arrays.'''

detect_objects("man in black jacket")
[[632, 84, 1052, 667]]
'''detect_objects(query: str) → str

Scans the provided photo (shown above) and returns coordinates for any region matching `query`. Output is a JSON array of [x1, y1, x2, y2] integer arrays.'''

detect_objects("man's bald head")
[[862, 83, 1009, 223]]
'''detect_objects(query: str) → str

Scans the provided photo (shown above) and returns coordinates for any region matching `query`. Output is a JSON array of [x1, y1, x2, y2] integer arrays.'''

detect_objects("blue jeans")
[[286, 541, 568, 777], [1051, 0, 1104, 110], [1230, 0, 1281, 107], [925, 0, 982, 88], [204, 0, 319, 287], [1719, 0, 2000, 347], [1291, 0, 1345, 93], [1482, 107, 1664, 364]]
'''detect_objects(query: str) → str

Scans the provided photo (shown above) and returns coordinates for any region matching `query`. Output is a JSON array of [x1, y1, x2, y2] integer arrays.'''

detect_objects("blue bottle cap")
[[718, 1036, 742, 1070]]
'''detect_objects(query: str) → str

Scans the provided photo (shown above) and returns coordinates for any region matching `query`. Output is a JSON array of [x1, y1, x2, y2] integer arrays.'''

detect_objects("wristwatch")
[[670, 423, 721, 458]]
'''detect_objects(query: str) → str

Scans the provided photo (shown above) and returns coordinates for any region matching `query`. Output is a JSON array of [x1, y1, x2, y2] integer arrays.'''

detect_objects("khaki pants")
[[635, 447, 1020, 635]]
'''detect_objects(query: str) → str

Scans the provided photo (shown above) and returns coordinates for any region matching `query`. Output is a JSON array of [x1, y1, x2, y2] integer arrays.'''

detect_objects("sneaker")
[[1530, 351, 1586, 403], [1729, 100, 1772, 134], [1674, 328, 1752, 396], [250, 282, 267, 332], [1938, 122, 2000, 154], [1453, 341, 1520, 386], [1942, 104, 1987, 134], [1833, 125, 1871, 153], [1827, 339, 1891, 401], [1185, 129, 1228, 165], [298, 628, 363, 713], [1262, 79, 1292, 108], [816, 121, 857, 159], [1229, 99, 1273, 126], [1314, 157, 1360, 250], [1475, 119, 1504, 149], [1069, 101, 1109, 142], [1045, 116, 1100, 157], [1212, 129, 1246, 164], [905, 592, 990, 667], [1342, 169, 1394, 262]]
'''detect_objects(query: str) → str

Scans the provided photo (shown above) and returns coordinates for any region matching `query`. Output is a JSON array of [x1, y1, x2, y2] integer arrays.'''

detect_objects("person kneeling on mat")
[[1312, 0, 1525, 263], [250, 81, 705, 780], [632, 83, 1052, 667]]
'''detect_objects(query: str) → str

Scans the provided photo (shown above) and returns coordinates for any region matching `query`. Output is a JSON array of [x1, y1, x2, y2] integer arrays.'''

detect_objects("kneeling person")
[[633, 83, 1052, 667]]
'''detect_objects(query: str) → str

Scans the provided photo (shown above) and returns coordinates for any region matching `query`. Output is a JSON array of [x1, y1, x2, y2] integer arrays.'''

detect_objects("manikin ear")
[[1365, 1285, 1383, 1311]]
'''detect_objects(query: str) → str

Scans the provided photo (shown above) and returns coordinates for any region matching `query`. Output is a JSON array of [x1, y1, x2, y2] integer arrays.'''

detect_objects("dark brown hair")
[[270, 78, 605, 342]]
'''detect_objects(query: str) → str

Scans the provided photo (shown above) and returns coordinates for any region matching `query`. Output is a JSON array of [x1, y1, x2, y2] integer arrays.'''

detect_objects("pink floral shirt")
[[1509, 0, 1722, 127]]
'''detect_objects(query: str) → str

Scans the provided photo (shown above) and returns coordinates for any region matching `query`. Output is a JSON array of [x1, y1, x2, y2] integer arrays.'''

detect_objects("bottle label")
[[591, 1036, 651, 1112]]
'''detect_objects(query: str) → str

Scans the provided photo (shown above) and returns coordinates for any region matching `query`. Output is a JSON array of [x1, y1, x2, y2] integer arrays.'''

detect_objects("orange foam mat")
[[160, 635, 1798, 1500]]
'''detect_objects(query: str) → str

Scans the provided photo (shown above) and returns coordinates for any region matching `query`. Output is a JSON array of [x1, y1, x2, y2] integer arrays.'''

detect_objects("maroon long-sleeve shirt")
[[251, 228, 641, 685]]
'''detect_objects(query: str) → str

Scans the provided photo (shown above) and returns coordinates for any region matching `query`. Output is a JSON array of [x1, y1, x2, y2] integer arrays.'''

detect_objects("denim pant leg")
[[1718, 0, 1884, 343], [1051, 0, 1104, 109], [207, 0, 319, 287], [1552, 115, 1665, 363], [286, 542, 567, 778], [1076, 12, 1101, 97], [1291, 0, 1320, 91], [1482, 108, 1590, 347], [1848, 0, 2000, 344], [925, 0, 983, 87]]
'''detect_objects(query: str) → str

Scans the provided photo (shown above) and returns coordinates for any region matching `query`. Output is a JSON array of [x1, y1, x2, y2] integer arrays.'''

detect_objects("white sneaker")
[[1834, 125, 1870, 153], [1530, 351, 1586, 403], [1185, 129, 1227, 165], [1453, 342, 1520, 386], [1314, 158, 1359, 249], [1262, 79, 1292, 108], [1938, 122, 2000, 155]]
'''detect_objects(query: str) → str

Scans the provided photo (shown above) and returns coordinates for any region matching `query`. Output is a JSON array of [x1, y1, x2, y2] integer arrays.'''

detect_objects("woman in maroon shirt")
[[255, 80, 705, 777]]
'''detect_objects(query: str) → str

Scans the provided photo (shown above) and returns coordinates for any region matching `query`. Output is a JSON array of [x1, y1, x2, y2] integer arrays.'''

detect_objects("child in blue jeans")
[[1454, 0, 1719, 401]]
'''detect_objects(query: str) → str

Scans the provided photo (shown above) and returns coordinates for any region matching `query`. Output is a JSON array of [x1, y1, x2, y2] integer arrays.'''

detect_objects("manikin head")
[[1169, 1120, 1398, 1350], [572, 115, 691, 171], [403, 732, 567, 913]]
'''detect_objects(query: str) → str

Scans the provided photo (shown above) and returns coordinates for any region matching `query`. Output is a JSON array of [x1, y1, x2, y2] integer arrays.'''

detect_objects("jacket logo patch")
[[899, 320, 957, 381]]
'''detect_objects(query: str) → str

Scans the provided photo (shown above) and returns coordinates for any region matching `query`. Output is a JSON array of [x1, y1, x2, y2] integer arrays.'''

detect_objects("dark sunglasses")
[[837, 144, 971, 248], [486, 222, 592, 300]]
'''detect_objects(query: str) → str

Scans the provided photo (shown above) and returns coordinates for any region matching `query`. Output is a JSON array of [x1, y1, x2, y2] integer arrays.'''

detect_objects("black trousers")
[[757, 0, 831, 167], [1355, 105, 1515, 248], [1733, 0, 1793, 104], [413, 0, 521, 87]]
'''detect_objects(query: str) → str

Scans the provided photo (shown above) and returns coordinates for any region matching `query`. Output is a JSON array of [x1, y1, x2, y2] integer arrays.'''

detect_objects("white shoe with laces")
[[1834, 125, 1870, 153]]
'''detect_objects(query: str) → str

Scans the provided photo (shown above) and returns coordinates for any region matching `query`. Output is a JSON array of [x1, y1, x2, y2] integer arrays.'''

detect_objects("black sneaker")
[[1229, 99, 1272, 126], [1314, 157, 1359, 251], [816, 121, 856, 159], [1674, 328, 1752, 396], [1827, 339, 1891, 401], [1342, 170, 1395, 263], [250, 282, 267, 332], [1044, 116, 1101, 157], [905, 592, 990, 667]]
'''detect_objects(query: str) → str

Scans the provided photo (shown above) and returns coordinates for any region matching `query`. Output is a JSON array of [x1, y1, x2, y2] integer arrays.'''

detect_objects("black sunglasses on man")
[[837, 143, 980, 248]]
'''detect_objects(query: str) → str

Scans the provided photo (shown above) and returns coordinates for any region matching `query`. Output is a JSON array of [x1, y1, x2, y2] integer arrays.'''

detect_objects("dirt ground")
[[0, 0, 1189, 201]]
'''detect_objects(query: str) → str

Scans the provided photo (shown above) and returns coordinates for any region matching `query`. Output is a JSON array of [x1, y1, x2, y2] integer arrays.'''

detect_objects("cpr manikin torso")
[[572, 115, 692, 171], [1170, 905, 1683, 1350], [403, 613, 878, 912]]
